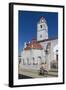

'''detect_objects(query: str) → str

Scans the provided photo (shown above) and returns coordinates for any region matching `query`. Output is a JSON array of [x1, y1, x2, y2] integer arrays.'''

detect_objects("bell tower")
[[37, 17, 48, 41]]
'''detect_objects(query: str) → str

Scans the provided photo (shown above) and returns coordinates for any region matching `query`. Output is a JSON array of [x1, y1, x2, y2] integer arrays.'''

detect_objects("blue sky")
[[18, 11, 58, 55]]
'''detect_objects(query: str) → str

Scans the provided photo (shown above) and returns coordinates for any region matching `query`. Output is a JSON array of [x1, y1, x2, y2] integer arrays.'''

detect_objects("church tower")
[[37, 17, 48, 41]]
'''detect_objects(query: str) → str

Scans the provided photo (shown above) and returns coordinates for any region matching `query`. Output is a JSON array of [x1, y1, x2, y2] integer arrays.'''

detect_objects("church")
[[20, 17, 58, 71]]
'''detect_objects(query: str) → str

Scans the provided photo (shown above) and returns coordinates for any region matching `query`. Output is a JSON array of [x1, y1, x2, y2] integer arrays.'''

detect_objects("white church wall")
[[37, 31, 48, 41], [51, 39, 58, 61], [53, 44, 58, 61], [21, 49, 44, 65], [37, 31, 44, 41], [37, 23, 48, 31], [31, 49, 43, 64], [21, 50, 31, 65], [40, 39, 58, 66]]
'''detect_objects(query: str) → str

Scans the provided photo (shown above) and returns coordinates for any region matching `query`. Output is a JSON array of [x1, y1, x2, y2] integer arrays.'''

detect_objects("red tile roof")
[[24, 39, 43, 50]]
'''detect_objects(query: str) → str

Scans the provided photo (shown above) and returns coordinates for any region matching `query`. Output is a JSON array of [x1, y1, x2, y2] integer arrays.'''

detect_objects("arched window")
[[23, 59, 25, 65], [27, 58, 29, 65], [40, 34, 42, 38], [32, 57, 35, 65], [38, 56, 41, 59], [56, 50, 58, 52], [38, 56, 42, 64], [19, 57, 21, 64], [40, 25, 42, 28]]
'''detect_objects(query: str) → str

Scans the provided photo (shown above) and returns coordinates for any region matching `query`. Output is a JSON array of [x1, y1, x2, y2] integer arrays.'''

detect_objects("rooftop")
[[24, 39, 43, 50]]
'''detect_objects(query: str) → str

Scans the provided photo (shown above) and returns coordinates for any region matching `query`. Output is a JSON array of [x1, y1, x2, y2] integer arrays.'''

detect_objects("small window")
[[56, 50, 58, 52], [27, 58, 29, 65], [40, 25, 42, 28], [40, 34, 42, 38], [38, 56, 41, 59], [32, 57, 35, 65]]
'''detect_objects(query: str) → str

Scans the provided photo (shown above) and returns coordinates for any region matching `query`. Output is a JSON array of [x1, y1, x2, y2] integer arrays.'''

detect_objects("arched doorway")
[[37, 56, 42, 65], [32, 57, 35, 65], [27, 58, 29, 65]]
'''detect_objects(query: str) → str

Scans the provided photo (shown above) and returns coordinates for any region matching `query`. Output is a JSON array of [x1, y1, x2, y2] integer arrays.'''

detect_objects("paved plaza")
[[18, 64, 58, 79]]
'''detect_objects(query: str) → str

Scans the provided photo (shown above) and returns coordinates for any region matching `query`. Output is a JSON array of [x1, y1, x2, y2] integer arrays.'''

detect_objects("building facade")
[[20, 17, 58, 70]]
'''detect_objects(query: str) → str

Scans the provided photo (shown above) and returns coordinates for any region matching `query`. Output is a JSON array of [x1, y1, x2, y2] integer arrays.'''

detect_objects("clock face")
[[41, 19, 44, 23]]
